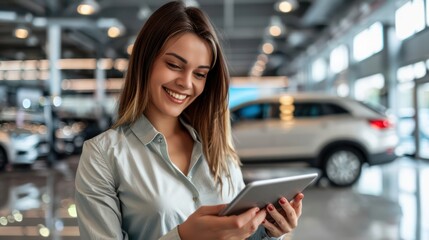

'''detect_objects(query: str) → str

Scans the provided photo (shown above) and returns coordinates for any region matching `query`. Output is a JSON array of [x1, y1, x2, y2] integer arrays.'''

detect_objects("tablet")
[[219, 172, 318, 216]]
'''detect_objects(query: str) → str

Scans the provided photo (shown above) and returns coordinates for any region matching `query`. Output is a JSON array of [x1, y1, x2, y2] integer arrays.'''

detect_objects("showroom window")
[[311, 58, 327, 82], [395, 0, 425, 40], [397, 61, 427, 82], [335, 82, 350, 97], [353, 22, 384, 61], [427, 0, 429, 26], [330, 44, 349, 74], [354, 73, 385, 105]]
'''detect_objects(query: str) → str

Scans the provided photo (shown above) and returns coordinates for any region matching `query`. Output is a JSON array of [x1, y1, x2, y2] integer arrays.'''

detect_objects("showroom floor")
[[0, 156, 427, 240]]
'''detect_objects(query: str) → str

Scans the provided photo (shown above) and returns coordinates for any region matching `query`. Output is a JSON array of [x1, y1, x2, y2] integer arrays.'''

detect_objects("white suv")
[[230, 93, 399, 187]]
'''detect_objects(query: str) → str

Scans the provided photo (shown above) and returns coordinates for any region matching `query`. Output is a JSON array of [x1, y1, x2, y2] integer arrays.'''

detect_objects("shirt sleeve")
[[75, 140, 128, 240]]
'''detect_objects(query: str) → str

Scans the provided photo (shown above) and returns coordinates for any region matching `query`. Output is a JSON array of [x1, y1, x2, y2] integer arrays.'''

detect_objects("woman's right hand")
[[178, 204, 266, 240]]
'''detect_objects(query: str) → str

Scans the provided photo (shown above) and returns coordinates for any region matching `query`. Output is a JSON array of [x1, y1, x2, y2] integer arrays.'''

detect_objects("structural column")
[[44, 23, 62, 166], [95, 57, 108, 129]]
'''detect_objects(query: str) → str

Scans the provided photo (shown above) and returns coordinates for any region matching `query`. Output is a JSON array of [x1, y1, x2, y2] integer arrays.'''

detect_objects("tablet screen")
[[219, 172, 318, 216]]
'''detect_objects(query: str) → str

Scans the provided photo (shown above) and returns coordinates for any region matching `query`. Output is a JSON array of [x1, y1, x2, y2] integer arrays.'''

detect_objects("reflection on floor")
[[0, 156, 428, 240]]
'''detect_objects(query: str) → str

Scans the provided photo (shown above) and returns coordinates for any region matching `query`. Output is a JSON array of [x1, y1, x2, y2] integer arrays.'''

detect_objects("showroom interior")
[[0, 0, 428, 239]]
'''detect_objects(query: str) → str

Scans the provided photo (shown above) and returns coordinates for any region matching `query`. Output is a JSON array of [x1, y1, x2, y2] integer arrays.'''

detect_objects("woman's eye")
[[194, 73, 207, 79], [167, 62, 180, 69]]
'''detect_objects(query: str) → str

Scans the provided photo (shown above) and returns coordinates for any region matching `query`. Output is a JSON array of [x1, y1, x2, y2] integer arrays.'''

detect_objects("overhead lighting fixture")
[[262, 41, 275, 55], [126, 44, 134, 55], [77, 0, 100, 15], [126, 36, 136, 55], [107, 26, 122, 38], [96, 18, 125, 38], [268, 16, 286, 37], [14, 26, 30, 39], [275, 0, 299, 13], [269, 25, 282, 37]]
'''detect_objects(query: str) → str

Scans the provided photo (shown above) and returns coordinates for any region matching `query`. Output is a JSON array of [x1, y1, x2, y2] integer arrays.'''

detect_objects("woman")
[[75, 1, 304, 239]]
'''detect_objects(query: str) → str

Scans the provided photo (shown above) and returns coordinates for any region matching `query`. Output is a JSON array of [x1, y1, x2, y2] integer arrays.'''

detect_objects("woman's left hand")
[[261, 193, 304, 237]]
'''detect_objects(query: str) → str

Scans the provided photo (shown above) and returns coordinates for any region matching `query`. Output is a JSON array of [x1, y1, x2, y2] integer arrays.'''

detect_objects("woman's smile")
[[163, 87, 188, 103]]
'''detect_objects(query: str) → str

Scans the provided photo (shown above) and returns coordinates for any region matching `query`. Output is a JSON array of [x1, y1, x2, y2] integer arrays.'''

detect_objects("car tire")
[[0, 147, 8, 171], [322, 147, 363, 187]]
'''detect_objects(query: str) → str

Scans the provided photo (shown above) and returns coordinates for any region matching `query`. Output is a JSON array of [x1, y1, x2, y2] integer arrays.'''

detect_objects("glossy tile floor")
[[0, 156, 428, 240]]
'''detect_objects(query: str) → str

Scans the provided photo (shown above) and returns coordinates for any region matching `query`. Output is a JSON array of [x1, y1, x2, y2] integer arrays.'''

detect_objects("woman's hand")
[[262, 193, 304, 237], [178, 204, 266, 240]]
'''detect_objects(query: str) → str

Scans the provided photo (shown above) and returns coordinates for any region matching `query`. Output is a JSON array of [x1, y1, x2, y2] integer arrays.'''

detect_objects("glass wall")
[[354, 73, 385, 105], [417, 82, 429, 159]]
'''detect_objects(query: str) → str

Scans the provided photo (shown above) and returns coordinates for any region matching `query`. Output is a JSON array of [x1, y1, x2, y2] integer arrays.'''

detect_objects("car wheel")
[[323, 147, 363, 187], [0, 147, 8, 171]]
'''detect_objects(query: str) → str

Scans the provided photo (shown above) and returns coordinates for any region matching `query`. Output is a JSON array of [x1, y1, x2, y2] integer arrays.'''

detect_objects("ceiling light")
[[107, 26, 122, 38], [14, 26, 29, 39], [275, 0, 299, 13], [268, 16, 286, 37], [269, 25, 282, 37], [127, 44, 134, 55], [126, 36, 136, 55], [262, 42, 274, 55], [257, 54, 268, 63], [77, 0, 100, 15]]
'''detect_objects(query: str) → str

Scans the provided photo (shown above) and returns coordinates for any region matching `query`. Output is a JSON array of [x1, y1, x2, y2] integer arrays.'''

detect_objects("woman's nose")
[[175, 72, 193, 89]]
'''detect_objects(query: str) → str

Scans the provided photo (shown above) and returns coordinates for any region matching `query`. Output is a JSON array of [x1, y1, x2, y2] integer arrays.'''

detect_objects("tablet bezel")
[[219, 172, 318, 216]]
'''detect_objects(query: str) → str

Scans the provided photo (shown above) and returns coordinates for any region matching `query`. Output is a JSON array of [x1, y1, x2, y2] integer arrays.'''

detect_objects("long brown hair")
[[113, 1, 240, 191]]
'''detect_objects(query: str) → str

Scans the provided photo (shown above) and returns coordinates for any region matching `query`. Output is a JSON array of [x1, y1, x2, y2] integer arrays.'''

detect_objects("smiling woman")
[[74, 1, 305, 239], [145, 33, 211, 119]]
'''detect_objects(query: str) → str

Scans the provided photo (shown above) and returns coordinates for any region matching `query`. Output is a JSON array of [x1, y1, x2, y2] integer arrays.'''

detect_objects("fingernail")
[[279, 197, 287, 204], [267, 205, 274, 211]]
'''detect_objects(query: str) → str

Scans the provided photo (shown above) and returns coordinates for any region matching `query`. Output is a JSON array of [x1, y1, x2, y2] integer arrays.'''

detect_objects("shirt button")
[[158, 137, 162, 143], [193, 197, 199, 202]]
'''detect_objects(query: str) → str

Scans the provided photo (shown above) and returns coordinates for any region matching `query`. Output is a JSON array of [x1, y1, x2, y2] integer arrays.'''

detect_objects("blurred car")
[[0, 127, 40, 171], [55, 116, 104, 155], [0, 109, 48, 158], [10, 128, 40, 164], [230, 93, 399, 187]]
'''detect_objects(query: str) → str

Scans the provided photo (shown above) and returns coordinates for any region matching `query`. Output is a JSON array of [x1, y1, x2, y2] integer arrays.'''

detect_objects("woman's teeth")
[[165, 88, 187, 100]]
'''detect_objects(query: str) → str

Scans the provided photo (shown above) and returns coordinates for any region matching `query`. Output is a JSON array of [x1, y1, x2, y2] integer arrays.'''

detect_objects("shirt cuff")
[[260, 228, 284, 240]]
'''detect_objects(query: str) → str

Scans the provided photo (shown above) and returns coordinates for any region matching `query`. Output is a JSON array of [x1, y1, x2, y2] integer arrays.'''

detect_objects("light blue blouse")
[[75, 115, 279, 239]]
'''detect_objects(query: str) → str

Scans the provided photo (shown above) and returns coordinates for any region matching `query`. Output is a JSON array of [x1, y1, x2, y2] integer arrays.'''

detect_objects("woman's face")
[[145, 32, 212, 120]]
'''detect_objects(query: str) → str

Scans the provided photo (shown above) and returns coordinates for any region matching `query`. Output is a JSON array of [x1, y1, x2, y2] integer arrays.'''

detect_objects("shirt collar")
[[130, 115, 201, 145], [179, 118, 201, 143]]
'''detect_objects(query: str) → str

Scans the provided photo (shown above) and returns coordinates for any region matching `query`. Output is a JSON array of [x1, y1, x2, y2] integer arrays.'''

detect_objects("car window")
[[233, 104, 264, 120], [293, 103, 322, 118], [269, 103, 281, 119], [322, 103, 350, 115]]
